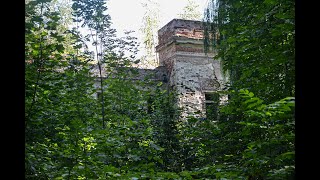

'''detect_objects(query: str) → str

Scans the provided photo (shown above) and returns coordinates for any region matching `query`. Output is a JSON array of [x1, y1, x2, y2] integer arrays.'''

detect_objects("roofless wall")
[[156, 19, 225, 119]]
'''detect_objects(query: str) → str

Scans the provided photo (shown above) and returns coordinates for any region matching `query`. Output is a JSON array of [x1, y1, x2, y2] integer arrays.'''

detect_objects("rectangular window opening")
[[97, 92, 102, 100], [205, 92, 220, 121]]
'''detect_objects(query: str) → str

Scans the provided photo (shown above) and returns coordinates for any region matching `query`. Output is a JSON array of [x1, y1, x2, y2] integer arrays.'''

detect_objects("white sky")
[[107, 0, 208, 36], [106, 0, 208, 59]]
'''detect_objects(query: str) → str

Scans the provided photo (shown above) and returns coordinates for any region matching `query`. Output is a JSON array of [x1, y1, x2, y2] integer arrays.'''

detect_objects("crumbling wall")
[[156, 19, 206, 68], [157, 19, 203, 46], [173, 52, 223, 118], [92, 66, 168, 99], [156, 19, 225, 119], [93, 19, 225, 119]]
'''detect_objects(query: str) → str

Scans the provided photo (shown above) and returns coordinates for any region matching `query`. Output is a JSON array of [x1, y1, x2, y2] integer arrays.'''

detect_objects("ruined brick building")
[[94, 19, 226, 119], [155, 19, 226, 118]]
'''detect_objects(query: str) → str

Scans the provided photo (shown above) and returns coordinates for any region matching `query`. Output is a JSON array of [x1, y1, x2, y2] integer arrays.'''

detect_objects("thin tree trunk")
[[26, 2, 45, 125], [89, 28, 106, 129]]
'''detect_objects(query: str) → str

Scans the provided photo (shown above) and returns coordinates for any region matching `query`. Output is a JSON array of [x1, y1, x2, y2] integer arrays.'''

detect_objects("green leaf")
[[55, 44, 65, 53], [264, 0, 277, 5], [265, 112, 272, 116], [43, 90, 50, 95]]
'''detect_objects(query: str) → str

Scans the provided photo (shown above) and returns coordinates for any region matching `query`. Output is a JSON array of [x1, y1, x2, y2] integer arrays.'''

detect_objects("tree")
[[26, 0, 295, 179], [25, 0, 99, 178], [140, 0, 160, 68], [202, 0, 295, 178], [204, 0, 295, 103], [178, 0, 202, 21]]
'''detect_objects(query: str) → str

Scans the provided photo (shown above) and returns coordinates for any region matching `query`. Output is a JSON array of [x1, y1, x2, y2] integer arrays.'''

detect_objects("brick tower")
[[155, 19, 226, 119]]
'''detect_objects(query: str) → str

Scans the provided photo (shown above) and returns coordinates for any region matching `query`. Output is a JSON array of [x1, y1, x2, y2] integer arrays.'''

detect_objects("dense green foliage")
[[26, 0, 294, 179], [202, 0, 295, 178], [204, 0, 295, 102]]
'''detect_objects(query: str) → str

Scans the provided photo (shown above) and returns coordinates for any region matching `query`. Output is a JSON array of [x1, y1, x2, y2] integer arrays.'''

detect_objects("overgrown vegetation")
[[178, 0, 202, 21], [26, 0, 294, 179], [202, 0, 295, 178]]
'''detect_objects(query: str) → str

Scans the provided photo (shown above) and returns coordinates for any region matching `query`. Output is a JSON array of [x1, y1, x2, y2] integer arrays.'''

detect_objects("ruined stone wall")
[[156, 19, 205, 67], [92, 66, 168, 99], [157, 19, 204, 46], [93, 19, 226, 119], [156, 19, 225, 119], [172, 52, 223, 118]]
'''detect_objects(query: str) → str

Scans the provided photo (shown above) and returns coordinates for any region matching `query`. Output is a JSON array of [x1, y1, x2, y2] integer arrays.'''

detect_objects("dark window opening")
[[205, 93, 219, 102], [97, 92, 102, 100], [205, 92, 220, 121], [162, 74, 168, 83]]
